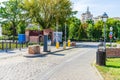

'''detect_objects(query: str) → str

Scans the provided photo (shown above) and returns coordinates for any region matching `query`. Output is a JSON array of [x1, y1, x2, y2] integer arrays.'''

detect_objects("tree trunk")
[[12, 22, 17, 42]]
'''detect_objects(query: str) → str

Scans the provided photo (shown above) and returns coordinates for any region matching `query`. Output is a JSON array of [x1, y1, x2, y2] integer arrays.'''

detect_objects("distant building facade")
[[81, 7, 120, 23], [93, 16, 102, 23], [81, 7, 93, 22], [113, 17, 120, 20]]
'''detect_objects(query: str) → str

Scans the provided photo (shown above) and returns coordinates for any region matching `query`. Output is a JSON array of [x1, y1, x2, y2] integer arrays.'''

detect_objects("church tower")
[[81, 6, 93, 22]]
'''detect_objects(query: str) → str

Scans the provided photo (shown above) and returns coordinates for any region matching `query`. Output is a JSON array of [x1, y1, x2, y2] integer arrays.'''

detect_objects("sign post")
[[109, 27, 113, 47]]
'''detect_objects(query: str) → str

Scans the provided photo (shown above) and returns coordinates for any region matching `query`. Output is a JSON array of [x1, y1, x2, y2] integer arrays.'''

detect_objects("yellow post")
[[56, 42, 59, 49], [68, 40, 70, 47], [63, 41, 66, 49]]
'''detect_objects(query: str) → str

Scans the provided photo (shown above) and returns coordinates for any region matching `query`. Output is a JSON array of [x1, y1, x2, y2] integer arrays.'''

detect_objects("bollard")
[[63, 41, 66, 49], [56, 42, 59, 49], [48, 40, 51, 52], [68, 40, 71, 47]]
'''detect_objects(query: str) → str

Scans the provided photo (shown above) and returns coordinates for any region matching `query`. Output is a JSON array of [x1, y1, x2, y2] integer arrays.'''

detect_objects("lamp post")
[[96, 12, 108, 66], [65, 22, 66, 43], [102, 12, 108, 49]]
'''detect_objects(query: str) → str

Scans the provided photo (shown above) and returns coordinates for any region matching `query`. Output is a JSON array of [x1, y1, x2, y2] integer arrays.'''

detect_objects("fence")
[[0, 40, 29, 52]]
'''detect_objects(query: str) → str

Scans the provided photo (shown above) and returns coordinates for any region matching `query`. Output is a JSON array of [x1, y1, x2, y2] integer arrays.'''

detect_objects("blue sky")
[[70, 0, 120, 18]]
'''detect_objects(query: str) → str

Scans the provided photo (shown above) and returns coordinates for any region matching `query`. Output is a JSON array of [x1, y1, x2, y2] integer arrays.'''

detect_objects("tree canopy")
[[21, 0, 73, 29]]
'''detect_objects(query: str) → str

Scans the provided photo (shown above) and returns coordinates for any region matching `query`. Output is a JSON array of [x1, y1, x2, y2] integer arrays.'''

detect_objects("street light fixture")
[[102, 12, 108, 49]]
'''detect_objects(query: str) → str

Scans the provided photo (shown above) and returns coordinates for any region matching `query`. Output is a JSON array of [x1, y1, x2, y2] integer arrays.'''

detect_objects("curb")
[[92, 60, 104, 80], [0, 47, 74, 60]]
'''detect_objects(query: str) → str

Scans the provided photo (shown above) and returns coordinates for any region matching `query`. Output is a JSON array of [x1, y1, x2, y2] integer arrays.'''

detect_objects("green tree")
[[21, 0, 73, 29], [87, 24, 94, 40], [86, 20, 94, 40], [116, 20, 120, 40], [107, 18, 120, 41], [0, 0, 24, 41], [68, 17, 81, 41], [93, 20, 103, 40], [78, 23, 88, 40]]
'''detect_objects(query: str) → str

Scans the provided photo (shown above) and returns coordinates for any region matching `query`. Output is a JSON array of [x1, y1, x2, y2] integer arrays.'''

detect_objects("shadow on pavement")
[[24, 47, 74, 58]]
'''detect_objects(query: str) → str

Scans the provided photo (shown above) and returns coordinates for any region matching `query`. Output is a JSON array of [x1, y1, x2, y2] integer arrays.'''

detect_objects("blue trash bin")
[[18, 34, 26, 43]]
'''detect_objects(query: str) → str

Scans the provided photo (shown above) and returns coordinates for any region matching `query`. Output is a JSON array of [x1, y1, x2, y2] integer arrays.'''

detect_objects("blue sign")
[[109, 32, 113, 35]]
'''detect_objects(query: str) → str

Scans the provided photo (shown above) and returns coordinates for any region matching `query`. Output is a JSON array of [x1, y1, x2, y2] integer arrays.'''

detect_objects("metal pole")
[[104, 22, 106, 49], [65, 22, 66, 42], [56, 21, 58, 43]]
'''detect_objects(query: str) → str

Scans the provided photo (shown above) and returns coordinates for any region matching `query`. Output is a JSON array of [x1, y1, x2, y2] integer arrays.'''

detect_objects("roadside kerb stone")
[[92, 61, 104, 80], [0, 46, 73, 60]]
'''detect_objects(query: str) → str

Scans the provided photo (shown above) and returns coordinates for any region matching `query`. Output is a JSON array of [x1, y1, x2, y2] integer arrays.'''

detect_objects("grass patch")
[[96, 58, 120, 80]]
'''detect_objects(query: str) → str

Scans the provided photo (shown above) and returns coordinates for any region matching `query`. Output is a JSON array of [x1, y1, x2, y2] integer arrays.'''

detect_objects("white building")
[[81, 7, 93, 23], [93, 16, 102, 23]]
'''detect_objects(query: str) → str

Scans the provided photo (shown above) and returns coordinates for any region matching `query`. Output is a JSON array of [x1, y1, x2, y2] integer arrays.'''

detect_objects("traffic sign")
[[109, 35, 112, 39], [110, 27, 113, 31], [109, 32, 113, 35]]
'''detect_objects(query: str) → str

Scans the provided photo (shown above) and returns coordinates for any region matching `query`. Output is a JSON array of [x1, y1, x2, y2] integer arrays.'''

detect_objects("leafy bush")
[[106, 44, 117, 47]]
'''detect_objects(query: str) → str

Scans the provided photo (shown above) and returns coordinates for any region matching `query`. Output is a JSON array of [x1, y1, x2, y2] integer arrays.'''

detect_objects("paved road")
[[34, 42, 101, 80], [0, 42, 101, 80]]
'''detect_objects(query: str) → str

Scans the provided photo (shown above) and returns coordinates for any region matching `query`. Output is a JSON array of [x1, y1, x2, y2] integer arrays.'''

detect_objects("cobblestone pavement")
[[0, 47, 82, 80], [0, 42, 101, 80]]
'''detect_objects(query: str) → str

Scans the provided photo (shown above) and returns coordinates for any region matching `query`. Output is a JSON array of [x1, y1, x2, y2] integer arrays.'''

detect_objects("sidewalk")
[[0, 48, 27, 59], [0, 46, 73, 60]]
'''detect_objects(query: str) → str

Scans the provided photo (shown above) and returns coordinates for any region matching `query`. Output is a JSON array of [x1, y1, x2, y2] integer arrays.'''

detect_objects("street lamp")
[[102, 12, 108, 49]]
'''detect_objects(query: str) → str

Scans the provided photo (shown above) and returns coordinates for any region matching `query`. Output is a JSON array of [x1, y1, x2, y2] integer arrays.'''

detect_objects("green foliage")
[[26, 26, 39, 30], [17, 21, 26, 34], [78, 23, 87, 39], [0, 0, 25, 41], [87, 23, 94, 40], [21, 0, 73, 29], [68, 17, 81, 40], [106, 44, 117, 48]]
